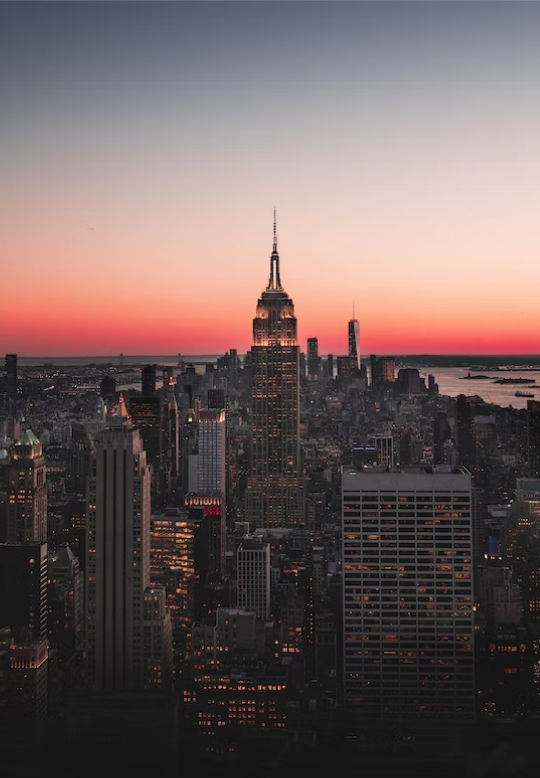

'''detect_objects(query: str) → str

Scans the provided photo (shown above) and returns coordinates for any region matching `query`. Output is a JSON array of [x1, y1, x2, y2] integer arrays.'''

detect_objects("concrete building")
[[86, 425, 171, 691], [142, 588, 173, 691], [307, 337, 321, 381], [237, 536, 271, 620], [342, 465, 474, 723], [5, 354, 17, 400], [0, 542, 49, 722], [0, 430, 47, 544], [197, 408, 226, 498]]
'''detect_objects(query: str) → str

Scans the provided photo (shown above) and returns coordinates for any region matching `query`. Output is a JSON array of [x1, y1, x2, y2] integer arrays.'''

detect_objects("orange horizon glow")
[[3, 3, 540, 358]]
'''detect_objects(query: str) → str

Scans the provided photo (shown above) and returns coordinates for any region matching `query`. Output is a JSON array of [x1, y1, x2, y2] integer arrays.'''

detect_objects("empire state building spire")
[[247, 215, 304, 529], [268, 207, 282, 291]]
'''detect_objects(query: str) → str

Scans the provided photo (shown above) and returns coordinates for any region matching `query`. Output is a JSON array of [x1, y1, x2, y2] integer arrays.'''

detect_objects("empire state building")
[[245, 215, 304, 528]]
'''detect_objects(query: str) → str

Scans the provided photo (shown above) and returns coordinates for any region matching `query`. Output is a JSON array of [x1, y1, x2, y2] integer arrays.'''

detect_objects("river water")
[[415, 367, 540, 410], [16, 356, 540, 410]]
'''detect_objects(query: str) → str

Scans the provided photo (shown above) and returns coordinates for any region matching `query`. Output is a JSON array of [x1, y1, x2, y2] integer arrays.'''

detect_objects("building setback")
[[245, 213, 303, 528]]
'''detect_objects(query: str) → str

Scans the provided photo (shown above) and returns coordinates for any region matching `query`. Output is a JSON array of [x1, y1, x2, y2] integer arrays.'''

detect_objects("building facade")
[[197, 408, 226, 498], [245, 216, 303, 528], [348, 315, 360, 371], [86, 425, 171, 691], [307, 337, 321, 381], [342, 465, 474, 723], [237, 536, 271, 620], [1, 430, 47, 544]]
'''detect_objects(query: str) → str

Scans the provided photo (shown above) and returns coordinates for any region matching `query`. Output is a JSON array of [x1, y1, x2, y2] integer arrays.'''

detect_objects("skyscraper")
[[0, 541, 49, 722], [307, 337, 321, 381], [342, 465, 474, 724], [0, 541, 48, 642], [348, 310, 360, 372], [130, 395, 165, 508], [527, 400, 540, 478], [141, 364, 157, 397], [86, 425, 172, 691], [245, 214, 303, 528], [197, 409, 226, 498], [456, 394, 475, 471], [237, 536, 271, 620], [0, 430, 47, 544], [5, 354, 17, 400], [370, 355, 396, 385]]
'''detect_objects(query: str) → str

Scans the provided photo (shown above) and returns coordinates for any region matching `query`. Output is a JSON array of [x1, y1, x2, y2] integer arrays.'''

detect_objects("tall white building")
[[197, 409, 226, 499], [237, 537, 271, 620], [86, 425, 171, 691], [342, 465, 474, 722]]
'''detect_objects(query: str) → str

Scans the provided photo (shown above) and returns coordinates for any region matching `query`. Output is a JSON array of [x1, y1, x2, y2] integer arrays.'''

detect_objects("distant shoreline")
[[10, 353, 540, 369]]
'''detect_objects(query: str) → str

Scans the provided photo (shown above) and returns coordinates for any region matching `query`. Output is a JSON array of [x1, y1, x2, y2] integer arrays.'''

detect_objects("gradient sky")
[[1, 2, 540, 356]]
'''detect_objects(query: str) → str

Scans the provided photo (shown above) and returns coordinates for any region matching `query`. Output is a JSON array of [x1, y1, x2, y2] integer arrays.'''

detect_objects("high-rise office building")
[[164, 375, 179, 499], [197, 408, 226, 498], [456, 394, 475, 471], [141, 364, 157, 397], [207, 388, 225, 410], [130, 396, 164, 508], [49, 544, 84, 653], [5, 354, 17, 399], [379, 356, 396, 383], [229, 348, 239, 386], [370, 355, 396, 385], [0, 541, 48, 642], [307, 337, 321, 381], [237, 536, 271, 620], [150, 504, 226, 660], [0, 541, 49, 722], [527, 400, 540, 478], [150, 508, 193, 668], [99, 375, 117, 402], [433, 412, 452, 466], [348, 312, 360, 372], [86, 425, 171, 691], [245, 214, 303, 528], [337, 355, 357, 378], [162, 367, 174, 396], [342, 465, 474, 723], [142, 587, 173, 691], [0, 430, 47, 544]]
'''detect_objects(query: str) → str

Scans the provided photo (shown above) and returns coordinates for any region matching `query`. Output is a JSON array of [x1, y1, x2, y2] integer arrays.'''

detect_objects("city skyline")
[[2, 2, 540, 356]]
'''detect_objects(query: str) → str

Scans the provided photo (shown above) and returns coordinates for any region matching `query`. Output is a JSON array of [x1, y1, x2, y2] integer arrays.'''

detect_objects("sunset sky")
[[2, 2, 540, 357]]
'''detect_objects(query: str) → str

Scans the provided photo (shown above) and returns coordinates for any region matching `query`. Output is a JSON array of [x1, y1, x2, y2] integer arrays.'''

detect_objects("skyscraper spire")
[[249, 218, 302, 529], [268, 207, 282, 290]]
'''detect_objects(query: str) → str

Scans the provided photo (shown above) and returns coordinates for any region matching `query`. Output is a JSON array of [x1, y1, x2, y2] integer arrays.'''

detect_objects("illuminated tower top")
[[254, 211, 297, 347], [268, 207, 282, 291]]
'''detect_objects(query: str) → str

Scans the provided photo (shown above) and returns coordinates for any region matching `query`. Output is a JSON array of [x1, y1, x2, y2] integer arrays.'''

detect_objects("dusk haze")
[[2, 2, 540, 356], [5, 3, 540, 776]]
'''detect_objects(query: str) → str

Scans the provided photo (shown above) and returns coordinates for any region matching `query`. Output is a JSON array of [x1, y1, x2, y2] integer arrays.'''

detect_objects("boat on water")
[[515, 390, 535, 397]]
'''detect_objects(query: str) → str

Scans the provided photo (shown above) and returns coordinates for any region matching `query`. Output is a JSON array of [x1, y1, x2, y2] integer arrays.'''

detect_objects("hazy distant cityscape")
[[3, 0, 540, 775], [3, 225, 540, 777]]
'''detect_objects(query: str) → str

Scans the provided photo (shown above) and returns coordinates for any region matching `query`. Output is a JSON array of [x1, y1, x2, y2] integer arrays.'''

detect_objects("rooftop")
[[15, 429, 40, 446]]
